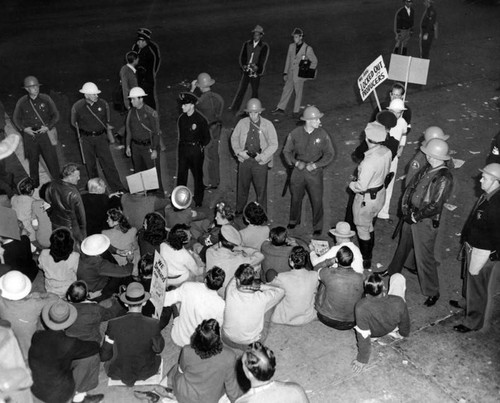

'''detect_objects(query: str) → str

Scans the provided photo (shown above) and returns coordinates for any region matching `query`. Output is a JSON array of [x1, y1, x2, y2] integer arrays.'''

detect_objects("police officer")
[[13, 76, 60, 187], [231, 98, 278, 214], [176, 92, 210, 207], [125, 87, 163, 192], [453, 163, 500, 333], [70, 82, 123, 191], [283, 106, 335, 235], [349, 122, 392, 269], [190, 73, 225, 190], [393, 139, 453, 307]]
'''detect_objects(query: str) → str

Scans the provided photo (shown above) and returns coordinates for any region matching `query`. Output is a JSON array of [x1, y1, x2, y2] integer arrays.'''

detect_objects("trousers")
[[177, 143, 204, 206], [203, 123, 222, 187], [24, 132, 60, 187], [289, 167, 324, 232], [236, 158, 268, 213], [230, 73, 260, 112], [131, 143, 163, 192], [277, 75, 306, 113], [411, 218, 440, 296]]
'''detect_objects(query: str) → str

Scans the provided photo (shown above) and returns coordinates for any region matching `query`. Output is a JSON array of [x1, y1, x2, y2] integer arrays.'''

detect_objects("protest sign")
[[388, 54, 430, 86], [357, 55, 388, 101], [150, 250, 168, 320], [126, 167, 159, 194]]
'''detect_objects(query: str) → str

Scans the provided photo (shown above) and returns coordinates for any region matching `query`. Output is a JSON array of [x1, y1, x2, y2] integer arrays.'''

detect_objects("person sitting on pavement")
[[0, 270, 58, 360], [261, 226, 301, 282], [315, 246, 364, 331], [81, 178, 118, 236], [310, 221, 364, 274], [100, 282, 165, 387], [121, 189, 169, 230], [206, 224, 264, 298], [268, 246, 319, 325], [222, 264, 284, 350], [29, 300, 103, 403], [38, 227, 80, 298], [352, 273, 410, 374], [10, 177, 37, 243], [239, 201, 270, 250], [236, 341, 309, 403], [137, 212, 168, 256], [164, 318, 243, 403], [77, 234, 134, 301], [159, 223, 204, 287]]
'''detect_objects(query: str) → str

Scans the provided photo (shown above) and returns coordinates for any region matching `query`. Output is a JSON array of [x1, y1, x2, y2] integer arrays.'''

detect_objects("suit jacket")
[[239, 40, 269, 76], [120, 64, 138, 107], [283, 42, 318, 79], [100, 312, 165, 386]]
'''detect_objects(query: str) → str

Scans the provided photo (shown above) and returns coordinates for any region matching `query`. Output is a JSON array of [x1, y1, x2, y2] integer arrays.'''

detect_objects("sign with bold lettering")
[[150, 251, 168, 320], [358, 55, 388, 101]]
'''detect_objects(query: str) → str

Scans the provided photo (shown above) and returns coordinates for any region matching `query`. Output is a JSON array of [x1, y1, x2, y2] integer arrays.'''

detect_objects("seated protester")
[[32, 182, 53, 248], [163, 267, 226, 347], [0, 206, 39, 282], [261, 226, 298, 282], [352, 273, 410, 374], [269, 246, 319, 326], [193, 201, 236, 263], [159, 223, 204, 287], [11, 177, 37, 242], [165, 185, 205, 230], [137, 212, 168, 256], [236, 342, 309, 403], [100, 282, 165, 386], [82, 178, 112, 236], [315, 246, 364, 330], [0, 270, 58, 360], [102, 208, 140, 273], [29, 300, 103, 403], [310, 221, 364, 274], [121, 189, 169, 230], [65, 281, 124, 402], [239, 201, 270, 250], [38, 227, 80, 298], [165, 319, 242, 403], [77, 234, 133, 301], [222, 264, 284, 351], [207, 224, 264, 298]]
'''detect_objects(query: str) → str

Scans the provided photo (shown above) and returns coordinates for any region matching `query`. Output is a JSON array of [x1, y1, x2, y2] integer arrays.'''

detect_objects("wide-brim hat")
[[365, 122, 387, 143], [221, 224, 242, 246], [42, 300, 78, 330], [292, 28, 304, 36], [252, 25, 264, 35], [81, 234, 110, 256], [179, 92, 199, 105], [0, 206, 21, 241], [0, 271, 32, 301], [119, 282, 150, 305], [137, 28, 152, 40], [329, 221, 356, 238], [0, 133, 20, 160]]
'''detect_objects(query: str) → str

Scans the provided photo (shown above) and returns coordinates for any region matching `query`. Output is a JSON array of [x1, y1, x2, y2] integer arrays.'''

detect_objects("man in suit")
[[229, 25, 270, 114], [272, 28, 318, 119], [394, 0, 415, 55]]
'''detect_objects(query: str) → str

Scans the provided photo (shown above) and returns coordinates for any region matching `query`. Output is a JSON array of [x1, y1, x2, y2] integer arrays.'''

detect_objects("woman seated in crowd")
[[239, 201, 269, 250], [38, 227, 79, 298], [137, 212, 168, 257]]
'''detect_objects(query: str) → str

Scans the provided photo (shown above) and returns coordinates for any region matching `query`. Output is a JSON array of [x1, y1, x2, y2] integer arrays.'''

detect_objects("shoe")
[[377, 269, 390, 277], [74, 394, 104, 403], [404, 266, 418, 275], [272, 107, 285, 114], [287, 223, 296, 230], [153, 386, 176, 399], [424, 294, 440, 307], [449, 300, 464, 309], [134, 390, 161, 403], [204, 185, 218, 190], [313, 230, 322, 236], [453, 324, 473, 333]]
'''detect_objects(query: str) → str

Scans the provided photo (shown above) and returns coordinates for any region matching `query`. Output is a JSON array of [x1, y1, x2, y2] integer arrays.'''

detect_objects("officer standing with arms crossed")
[[283, 106, 334, 236]]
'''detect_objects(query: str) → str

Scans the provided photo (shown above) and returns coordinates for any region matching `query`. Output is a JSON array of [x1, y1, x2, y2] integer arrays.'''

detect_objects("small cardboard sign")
[[126, 167, 159, 194], [150, 251, 168, 320], [388, 54, 430, 85], [357, 55, 388, 101]]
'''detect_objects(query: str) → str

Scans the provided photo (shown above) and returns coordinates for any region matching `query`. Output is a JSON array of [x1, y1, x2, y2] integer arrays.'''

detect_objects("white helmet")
[[79, 82, 101, 95], [128, 87, 148, 98]]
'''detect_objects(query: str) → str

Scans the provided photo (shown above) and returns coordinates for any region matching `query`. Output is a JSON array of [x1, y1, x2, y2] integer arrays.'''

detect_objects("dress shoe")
[[404, 266, 418, 275], [204, 184, 218, 190], [73, 394, 104, 403], [134, 390, 161, 403], [313, 230, 322, 236], [453, 324, 473, 333], [449, 300, 464, 309], [272, 107, 285, 114], [287, 223, 296, 229], [423, 294, 440, 307]]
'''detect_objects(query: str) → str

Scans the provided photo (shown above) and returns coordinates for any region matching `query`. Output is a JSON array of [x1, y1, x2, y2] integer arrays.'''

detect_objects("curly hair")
[[205, 266, 225, 291], [244, 202, 268, 225], [215, 201, 235, 222], [191, 319, 223, 359], [168, 223, 190, 250], [17, 177, 35, 196], [235, 263, 255, 286], [270, 226, 288, 246], [142, 213, 167, 246], [107, 208, 131, 233], [49, 228, 75, 262], [138, 253, 154, 279], [289, 246, 309, 269], [243, 342, 276, 381], [66, 280, 88, 303]]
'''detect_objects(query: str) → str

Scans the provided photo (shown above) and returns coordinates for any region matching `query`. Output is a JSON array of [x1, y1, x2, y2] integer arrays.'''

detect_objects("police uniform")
[[349, 128, 392, 265], [420, 2, 437, 59], [177, 103, 210, 207], [126, 103, 162, 190], [196, 90, 224, 188], [13, 93, 60, 187], [283, 125, 334, 233], [70, 98, 123, 191]]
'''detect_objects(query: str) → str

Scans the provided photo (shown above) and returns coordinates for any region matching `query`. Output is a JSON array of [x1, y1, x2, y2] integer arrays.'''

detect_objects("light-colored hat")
[[221, 225, 242, 246], [0, 133, 20, 160], [119, 282, 150, 305], [365, 122, 387, 143], [329, 221, 356, 238], [0, 271, 32, 301], [42, 300, 78, 330], [387, 99, 407, 112], [81, 234, 110, 256], [252, 25, 264, 35]]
